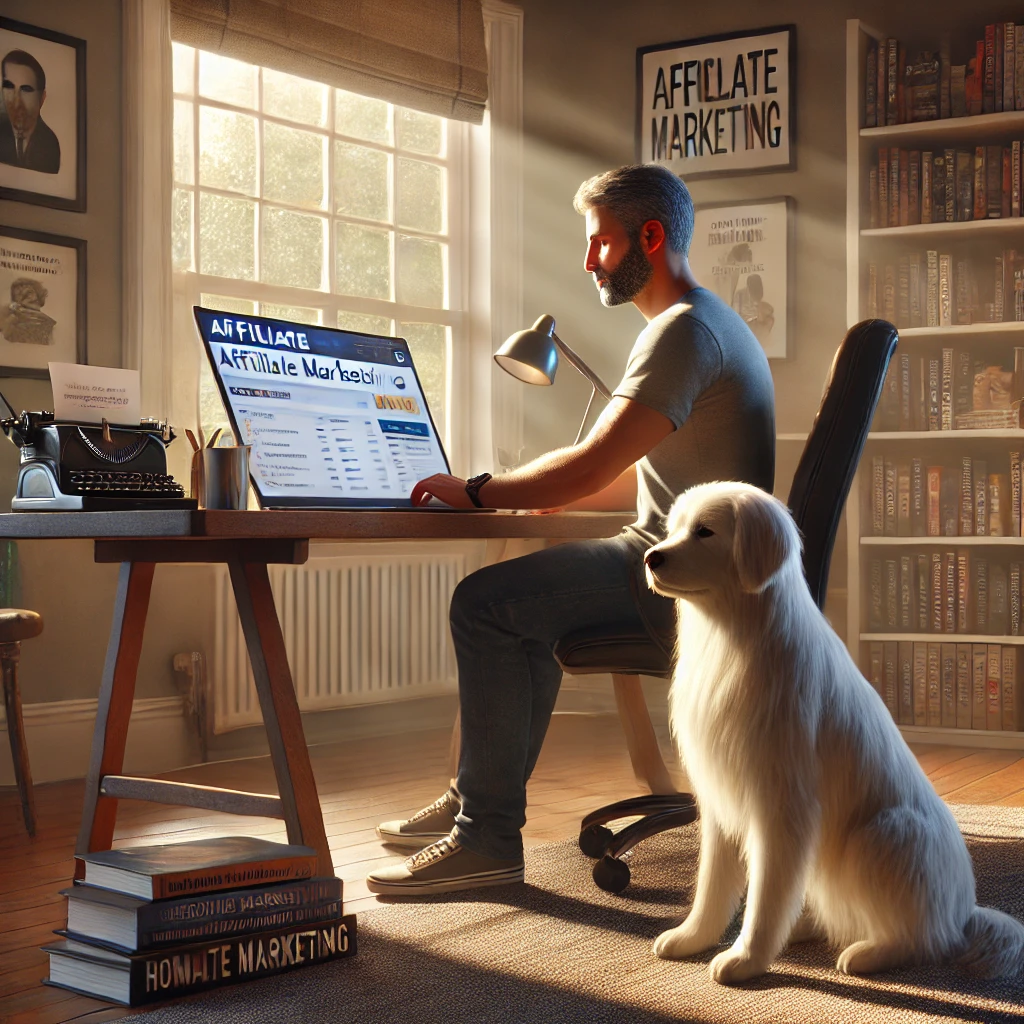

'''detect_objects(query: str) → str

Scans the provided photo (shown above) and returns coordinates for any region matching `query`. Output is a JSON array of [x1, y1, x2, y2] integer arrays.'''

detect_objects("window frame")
[[170, 46, 471, 464]]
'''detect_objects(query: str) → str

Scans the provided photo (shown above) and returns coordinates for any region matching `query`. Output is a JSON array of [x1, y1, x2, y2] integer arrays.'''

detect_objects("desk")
[[0, 510, 632, 878]]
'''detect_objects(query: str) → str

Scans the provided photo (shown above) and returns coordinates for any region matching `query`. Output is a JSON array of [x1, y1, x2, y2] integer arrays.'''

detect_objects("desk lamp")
[[494, 314, 612, 445]]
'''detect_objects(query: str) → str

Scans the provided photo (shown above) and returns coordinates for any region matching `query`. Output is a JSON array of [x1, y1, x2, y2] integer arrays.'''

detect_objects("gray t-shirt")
[[613, 287, 776, 548]]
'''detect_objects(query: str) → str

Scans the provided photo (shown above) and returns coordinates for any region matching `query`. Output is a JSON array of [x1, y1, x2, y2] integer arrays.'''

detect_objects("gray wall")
[[0, 0, 213, 704], [514, 0, 1022, 625]]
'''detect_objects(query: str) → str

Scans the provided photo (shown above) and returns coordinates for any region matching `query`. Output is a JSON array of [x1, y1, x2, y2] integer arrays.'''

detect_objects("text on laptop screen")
[[193, 307, 449, 507]]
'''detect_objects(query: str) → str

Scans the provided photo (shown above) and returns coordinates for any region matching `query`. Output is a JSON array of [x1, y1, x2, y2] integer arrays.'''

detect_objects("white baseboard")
[[0, 697, 197, 786]]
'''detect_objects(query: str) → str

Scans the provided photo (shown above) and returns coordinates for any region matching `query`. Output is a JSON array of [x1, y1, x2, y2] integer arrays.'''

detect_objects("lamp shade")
[[493, 314, 559, 386]]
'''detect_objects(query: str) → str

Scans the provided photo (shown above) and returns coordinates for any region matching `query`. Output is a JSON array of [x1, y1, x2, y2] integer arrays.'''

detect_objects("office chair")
[[1, 608, 43, 836], [553, 318, 898, 892]]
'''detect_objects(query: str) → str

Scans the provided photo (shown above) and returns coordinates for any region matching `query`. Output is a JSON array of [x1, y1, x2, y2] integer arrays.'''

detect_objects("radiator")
[[211, 545, 483, 733]]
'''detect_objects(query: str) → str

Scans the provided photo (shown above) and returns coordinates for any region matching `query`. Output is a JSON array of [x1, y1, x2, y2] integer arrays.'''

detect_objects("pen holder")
[[194, 446, 250, 510]]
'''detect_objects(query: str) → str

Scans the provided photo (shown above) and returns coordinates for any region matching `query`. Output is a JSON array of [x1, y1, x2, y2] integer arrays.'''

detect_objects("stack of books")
[[43, 836, 354, 1007]]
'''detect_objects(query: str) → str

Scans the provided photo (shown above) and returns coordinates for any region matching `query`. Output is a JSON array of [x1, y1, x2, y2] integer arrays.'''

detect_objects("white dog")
[[644, 481, 1024, 986]]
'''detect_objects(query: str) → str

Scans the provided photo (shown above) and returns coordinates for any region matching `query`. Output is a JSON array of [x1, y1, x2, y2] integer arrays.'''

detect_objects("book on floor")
[[76, 836, 317, 901], [43, 914, 356, 1006], [60, 875, 343, 952]]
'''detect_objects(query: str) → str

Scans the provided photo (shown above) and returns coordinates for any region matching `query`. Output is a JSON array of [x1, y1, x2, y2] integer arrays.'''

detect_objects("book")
[[911, 458, 926, 536], [868, 558, 884, 629], [990, 474, 1009, 536], [898, 640, 914, 725], [955, 149, 973, 222], [921, 151, 933, 223], [885, 557, 899, 628], [1011, 561, 1021, 636], [939, 253, 953, 326], [941, 642, 957, 728], [940, 35, 952, 119], [908, 150, 921, 224], [956, 643, 973, 729], [44, 914, 356, 1007], [926, 465, 941, 536], [940, 349, 953, 430], [974, 146, 987, 220], [883, 640, 899, 720], [76, 837, 317, 902], [1017, 25, 1024, 112], [912, 642, 928, 726], [995, 23, 1005, 113], [944, 149, 956, 221], [865, 41, 878, 128], [951, 63, 967, 117], [886, 38, 899, 125], [926, 250, 939, 325], [986, 143, 1003, 218], [984, 24, 996, 114], [926, 642, 941, 726], [1004, 21, 1016, 113], [1011, 451, 1022, 537], [917, 552, 930, 632], [973, 460, 988, 537], [899, 554, 914, 630], [990, 563, 1009, 635], [956, 549, 971, 633], [899, 150, 910, 227], [61, 876, 343, 952], [972, 643, 988, 729], [868, 641, 884, 697], [974, 557, 990, 633], [930, 551, 943, 633], [884, 458, 898, 535], [871, 455, 884, 534], [940, 469, 958, 537], [897, 464, 911, 536], [959, 456, 974, 536], [987, 643, 1003, 729], [1003, 646, 1019, 731], [878, 148, 889, 228], [943, 551, 956, 633]]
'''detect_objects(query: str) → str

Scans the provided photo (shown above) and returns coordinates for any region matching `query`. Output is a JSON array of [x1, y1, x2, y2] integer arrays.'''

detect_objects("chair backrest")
[[787, 317, 898, 610]]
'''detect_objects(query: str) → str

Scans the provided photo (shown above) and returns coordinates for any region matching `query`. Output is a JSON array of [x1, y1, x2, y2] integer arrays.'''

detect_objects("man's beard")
[[595, 239, 653, 307]]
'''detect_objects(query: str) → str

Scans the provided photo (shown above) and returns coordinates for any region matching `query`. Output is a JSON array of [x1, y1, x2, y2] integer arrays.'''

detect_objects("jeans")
[[448, 532, 676, 861]]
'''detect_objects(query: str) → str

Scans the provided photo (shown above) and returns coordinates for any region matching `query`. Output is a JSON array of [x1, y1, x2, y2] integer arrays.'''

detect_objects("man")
[[0, 50, 61, 175], [366, 164, 775, 895]]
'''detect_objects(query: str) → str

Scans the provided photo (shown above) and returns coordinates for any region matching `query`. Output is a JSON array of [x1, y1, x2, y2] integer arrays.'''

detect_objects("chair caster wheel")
[[578, 824, 613, 858], [593, 855, 630, 893]]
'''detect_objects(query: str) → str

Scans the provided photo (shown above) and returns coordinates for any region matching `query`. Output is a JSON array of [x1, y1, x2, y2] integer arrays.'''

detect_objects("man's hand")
[[410, 474, 475, 508]]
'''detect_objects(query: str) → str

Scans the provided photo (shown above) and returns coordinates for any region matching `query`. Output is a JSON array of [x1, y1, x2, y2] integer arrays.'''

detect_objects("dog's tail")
[[956, 906, 1024, 978]]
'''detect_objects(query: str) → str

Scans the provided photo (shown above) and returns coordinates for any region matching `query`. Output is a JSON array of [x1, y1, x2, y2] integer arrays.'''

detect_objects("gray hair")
[[572, 164, 694, 256]]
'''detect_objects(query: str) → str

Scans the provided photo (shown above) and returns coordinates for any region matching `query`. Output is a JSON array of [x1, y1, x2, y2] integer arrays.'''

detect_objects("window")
[[171, 45, 465, 446]]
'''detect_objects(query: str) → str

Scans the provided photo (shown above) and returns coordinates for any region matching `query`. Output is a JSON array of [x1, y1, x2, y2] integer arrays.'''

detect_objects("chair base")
[[579, 793, 698, 893]]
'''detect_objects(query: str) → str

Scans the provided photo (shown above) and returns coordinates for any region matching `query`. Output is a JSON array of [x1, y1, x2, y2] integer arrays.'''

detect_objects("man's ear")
[[732, 492, 793, 593], [640, 219, 666, 256]]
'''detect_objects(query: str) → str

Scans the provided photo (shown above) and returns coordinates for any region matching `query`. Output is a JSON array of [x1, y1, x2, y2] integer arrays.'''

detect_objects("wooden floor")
[[2, 713, 1023, 1024]]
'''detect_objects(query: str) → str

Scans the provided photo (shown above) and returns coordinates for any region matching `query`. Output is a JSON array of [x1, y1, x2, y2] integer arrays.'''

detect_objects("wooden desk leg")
[[75, 561, 156, 875], [228, 558, 333, 877]]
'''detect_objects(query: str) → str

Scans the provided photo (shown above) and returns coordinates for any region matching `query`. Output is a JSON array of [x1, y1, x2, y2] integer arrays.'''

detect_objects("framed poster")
[[0, 17, 86, 211], [637, 25, 795, 178], [688, 197, 793, 359], [0, 226, 86, 378]]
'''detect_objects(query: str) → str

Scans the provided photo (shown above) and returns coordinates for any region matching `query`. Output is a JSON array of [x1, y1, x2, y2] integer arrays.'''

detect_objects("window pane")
[[172, 188, 193, 271], [199, 363, 232, 437], [337, 311, 392, 335], [334, 142, 389, 221], [396, 235, 444, 308], [335, 89, 390, 143], [172, 43, 194, 95], [199, 107, 257, 195], [200, 293, 257, 315], [400, 322, 447, 438], [397, 157, 443, 233], [262, 208, 325, 289], [261, 303, 322, 324], [198, 51, 256, 108], [199, 192, 255, 280], [264, 122, 325, 209], [173, 100, 193, 184], [262, 67, 328, 126], [396, 108, 443, 156], [335, 222, 391, 299]]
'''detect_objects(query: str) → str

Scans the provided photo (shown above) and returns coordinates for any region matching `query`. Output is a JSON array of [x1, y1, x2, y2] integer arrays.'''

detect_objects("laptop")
[[193, 306, 477, 510]]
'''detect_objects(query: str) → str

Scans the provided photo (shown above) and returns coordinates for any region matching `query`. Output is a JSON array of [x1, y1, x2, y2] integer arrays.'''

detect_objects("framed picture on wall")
[[0, 226, 86, 378], [636, 25, 795, 178], [0, 17, 86, 212], [688, 197, 794, 359]]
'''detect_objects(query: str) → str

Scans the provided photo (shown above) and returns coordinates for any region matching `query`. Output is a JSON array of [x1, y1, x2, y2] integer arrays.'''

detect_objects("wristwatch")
[[465, 472, 492, 508]]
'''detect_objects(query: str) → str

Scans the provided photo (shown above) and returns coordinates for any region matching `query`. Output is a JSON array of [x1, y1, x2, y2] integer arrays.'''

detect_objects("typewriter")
[[1, 396, 196, 512]]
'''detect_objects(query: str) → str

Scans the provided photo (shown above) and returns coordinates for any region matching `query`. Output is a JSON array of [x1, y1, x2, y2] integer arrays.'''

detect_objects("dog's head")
[[644, 482, 802, 600]]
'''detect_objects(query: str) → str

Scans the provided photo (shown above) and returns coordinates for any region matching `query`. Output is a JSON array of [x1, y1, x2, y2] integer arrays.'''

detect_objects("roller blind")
[[169, 0, 488, 123]]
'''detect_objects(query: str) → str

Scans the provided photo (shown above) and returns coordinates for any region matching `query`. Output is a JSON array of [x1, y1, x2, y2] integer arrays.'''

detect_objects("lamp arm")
[[551, 333, 613, 401]]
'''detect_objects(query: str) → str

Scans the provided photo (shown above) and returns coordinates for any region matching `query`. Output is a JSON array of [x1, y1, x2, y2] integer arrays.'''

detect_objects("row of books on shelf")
[[867, 252, 1024, 329], [867, 553, 1019, 636], [865, 640, 1020, 731], [874, 350, 1023, 431], [868, 145, 1024, 228], [863, 25, 1024, 127], [44, 835, 354, 1007], [868, 454, 1023, 537]]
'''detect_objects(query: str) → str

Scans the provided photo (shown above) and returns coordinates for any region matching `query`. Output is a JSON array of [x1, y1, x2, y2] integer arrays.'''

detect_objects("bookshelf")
[[845, 19, 1024, 749]]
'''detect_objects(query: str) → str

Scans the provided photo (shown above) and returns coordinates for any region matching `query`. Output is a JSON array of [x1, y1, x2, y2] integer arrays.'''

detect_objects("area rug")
[[126, 804, 1024, 1024]]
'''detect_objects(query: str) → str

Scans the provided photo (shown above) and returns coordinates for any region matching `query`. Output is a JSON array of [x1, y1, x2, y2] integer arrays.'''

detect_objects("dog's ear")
[[732, 491, 793, 593]]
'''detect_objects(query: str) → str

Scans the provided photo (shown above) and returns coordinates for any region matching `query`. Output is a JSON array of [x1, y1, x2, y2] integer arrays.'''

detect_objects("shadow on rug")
[[125, 804, 1024, 1024]]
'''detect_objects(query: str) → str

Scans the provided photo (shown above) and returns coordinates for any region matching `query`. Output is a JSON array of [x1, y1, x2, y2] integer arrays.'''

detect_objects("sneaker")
[[366, 834, 525, 895], [376, 791, 460, 849]]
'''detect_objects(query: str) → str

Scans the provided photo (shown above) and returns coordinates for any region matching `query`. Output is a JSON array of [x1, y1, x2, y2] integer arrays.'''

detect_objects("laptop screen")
[[193, 307, 450, 508]]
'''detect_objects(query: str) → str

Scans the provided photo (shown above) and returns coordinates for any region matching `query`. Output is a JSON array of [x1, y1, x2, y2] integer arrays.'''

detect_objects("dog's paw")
[[836, 940, 906, 975], [708, 944, 770, 985], [652, 923, 716, 960]]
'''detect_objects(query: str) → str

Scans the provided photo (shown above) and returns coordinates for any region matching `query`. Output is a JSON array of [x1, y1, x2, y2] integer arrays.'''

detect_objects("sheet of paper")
[[49, 362, 141, 425]]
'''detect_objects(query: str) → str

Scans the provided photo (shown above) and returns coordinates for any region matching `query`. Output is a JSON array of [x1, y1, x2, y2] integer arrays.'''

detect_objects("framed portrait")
[[0, 226, 86, 378], [0, 17, 86, 211], [636, 25, 795, 178], [688, 197, 794, 359]]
